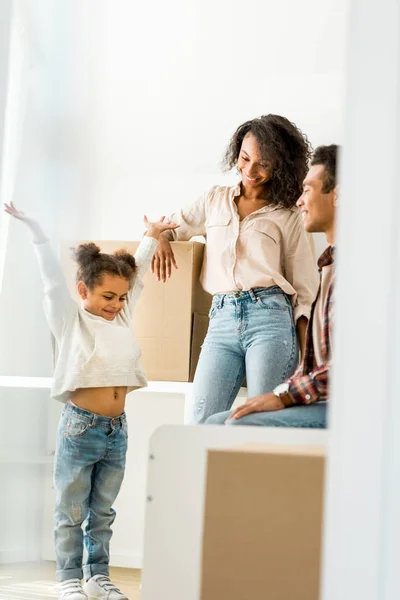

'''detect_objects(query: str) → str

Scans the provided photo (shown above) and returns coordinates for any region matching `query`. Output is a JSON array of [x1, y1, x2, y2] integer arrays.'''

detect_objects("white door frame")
[[321, 1, 400, 599]]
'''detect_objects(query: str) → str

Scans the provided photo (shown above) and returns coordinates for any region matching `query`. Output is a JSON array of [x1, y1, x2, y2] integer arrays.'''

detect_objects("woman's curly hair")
[[72, 243, 136, 289], [223, 114, 312, 208]]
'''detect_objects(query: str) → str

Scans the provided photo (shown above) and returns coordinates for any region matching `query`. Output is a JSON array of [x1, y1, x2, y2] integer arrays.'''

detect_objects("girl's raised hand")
[[4, 202, 35, 225], [144, 215, 179, 240], [3, 202, 46, 242]]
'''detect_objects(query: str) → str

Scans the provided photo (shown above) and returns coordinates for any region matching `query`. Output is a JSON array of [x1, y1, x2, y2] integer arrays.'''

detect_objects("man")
[[205, 145, 339, 428]]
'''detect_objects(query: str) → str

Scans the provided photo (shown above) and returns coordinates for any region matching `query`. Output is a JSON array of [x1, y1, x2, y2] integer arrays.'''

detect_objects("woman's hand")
[[3, 202, 47, 243], [145, 216, 179, 282]]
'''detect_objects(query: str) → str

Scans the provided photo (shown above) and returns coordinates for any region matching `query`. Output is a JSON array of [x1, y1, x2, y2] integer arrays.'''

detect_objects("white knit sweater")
[[34, 236, 158, 403]]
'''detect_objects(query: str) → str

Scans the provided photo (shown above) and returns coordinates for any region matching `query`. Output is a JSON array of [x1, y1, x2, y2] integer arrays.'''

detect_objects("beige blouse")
[[166, 183, 319, 322]]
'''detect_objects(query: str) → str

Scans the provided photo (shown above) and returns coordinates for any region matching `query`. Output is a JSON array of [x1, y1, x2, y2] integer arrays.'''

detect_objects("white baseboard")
[[0, 548, 41, 564], [110, 553, 142, 569]]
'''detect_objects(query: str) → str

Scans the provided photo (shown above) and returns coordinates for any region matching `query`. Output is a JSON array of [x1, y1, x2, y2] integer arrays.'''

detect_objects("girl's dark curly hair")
[[72, 243, 136, 289], [223, 114, 312, 208]]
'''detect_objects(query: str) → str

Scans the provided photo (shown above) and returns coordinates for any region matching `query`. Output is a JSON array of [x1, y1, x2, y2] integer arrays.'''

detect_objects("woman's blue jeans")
[[186, 286, 299, 424]]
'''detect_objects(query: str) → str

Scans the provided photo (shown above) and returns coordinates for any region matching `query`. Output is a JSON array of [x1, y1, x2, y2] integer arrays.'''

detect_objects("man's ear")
[[77, 280, 87, 300], [333, 184, 339, 207]]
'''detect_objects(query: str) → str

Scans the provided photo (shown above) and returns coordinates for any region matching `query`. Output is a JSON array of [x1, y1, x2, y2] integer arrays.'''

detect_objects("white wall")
[[68, 0, 346, 567], [0, 0, 348, 569], [0, 389, 51, 563], [73, 0, 347, 246]]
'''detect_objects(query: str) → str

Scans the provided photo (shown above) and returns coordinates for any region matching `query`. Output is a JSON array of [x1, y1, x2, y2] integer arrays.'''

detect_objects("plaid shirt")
[[288, 245, 335, 404]]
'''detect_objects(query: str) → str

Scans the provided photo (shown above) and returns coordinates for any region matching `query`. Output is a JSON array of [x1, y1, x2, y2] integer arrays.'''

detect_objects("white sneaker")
[[83, 575, 129, 599], [57, 579, 88, 600]]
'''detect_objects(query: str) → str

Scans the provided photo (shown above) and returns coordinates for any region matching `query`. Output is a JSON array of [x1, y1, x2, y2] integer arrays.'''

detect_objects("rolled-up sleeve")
[[288, 362, 330, 404], [163, 191, 209, 241], [283, 214, 319, 322]]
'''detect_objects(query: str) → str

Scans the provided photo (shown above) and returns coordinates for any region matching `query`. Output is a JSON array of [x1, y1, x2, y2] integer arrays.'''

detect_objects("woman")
[[152, 114, 319, 424]]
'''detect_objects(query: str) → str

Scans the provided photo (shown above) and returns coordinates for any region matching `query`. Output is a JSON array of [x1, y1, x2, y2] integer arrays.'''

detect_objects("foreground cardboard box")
[[201, 443, 325, 600], [61, 241, 212, 381]]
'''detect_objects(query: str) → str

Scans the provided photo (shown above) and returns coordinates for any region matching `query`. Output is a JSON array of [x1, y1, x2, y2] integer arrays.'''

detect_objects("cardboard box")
[[189, 312, 210, 381], [61, 241, 212, 381], [201, 443, 325, 600]]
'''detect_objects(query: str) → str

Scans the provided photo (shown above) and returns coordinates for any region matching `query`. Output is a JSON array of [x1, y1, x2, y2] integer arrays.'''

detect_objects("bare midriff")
[[71, 386, 127, 417]]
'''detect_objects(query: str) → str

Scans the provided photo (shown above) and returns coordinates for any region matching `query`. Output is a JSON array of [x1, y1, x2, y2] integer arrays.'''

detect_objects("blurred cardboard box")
[[61, 240, 211, 381], [201, 443, 325, 600]]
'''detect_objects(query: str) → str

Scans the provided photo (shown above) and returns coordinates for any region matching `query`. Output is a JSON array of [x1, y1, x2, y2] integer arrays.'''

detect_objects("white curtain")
[[0, 1, 31, 297]]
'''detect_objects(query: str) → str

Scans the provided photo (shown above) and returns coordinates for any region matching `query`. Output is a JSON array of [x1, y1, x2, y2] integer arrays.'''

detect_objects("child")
[[4, 202, 178, 600]]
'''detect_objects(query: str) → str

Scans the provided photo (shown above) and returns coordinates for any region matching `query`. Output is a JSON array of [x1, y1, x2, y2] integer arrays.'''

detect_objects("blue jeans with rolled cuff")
[[54, 403, 128, 582]]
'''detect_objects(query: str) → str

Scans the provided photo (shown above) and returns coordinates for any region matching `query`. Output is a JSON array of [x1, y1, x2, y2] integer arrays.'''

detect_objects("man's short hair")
[[311, 145, 339, 193]]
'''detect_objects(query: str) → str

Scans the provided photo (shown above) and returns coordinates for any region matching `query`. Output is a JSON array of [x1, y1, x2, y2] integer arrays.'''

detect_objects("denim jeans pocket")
[[62, 413, 91, 439], [209, 303, 220, 320], [256, 293, 290, 311]]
